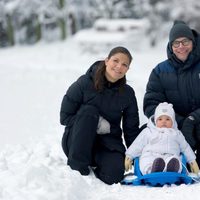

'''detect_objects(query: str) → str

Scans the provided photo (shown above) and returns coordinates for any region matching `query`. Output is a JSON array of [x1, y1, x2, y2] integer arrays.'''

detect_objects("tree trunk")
[[58, 0, 67, 40], [6, 15, 15, 46], [58, 18, 66, 40], [35, 17, 42, 42]]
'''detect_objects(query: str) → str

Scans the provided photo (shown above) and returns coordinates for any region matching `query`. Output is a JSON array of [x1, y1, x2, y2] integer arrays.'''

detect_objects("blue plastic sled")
[[121, 155, 193, 187]]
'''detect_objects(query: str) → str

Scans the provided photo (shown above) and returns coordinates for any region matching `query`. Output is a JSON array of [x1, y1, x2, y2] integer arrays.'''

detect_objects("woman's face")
[[172, 37, 193, 62], [105, 53, 130, 83]]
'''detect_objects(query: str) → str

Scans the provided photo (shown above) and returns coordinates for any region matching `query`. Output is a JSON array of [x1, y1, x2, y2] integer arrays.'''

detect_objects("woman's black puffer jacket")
[[60, 61, 140, 152]]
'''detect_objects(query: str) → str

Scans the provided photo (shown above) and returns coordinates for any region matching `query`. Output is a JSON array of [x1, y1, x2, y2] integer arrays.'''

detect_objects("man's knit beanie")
[[169, 20, 194, 43]]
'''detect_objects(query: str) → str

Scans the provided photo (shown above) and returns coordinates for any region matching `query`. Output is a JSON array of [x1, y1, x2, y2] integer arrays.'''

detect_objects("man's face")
[[172, 37, 193, 62]]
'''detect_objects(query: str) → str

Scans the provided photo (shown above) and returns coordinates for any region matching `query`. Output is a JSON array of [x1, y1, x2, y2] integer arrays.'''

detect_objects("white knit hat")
[[154, 102, 175, 125]]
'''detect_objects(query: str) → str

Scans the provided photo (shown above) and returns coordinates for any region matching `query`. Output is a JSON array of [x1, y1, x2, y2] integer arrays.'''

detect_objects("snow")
[[93, 18, 149, 32], [73, 18, 149, 53], [0, 37, 200, 200]]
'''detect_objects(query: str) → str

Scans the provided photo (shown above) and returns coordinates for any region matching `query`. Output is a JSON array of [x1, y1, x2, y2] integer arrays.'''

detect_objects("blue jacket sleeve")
[[143, 68, 167, 118]]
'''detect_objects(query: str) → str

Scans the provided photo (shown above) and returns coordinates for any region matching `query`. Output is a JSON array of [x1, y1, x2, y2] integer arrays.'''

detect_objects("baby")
[[125, 102, 200, 175]]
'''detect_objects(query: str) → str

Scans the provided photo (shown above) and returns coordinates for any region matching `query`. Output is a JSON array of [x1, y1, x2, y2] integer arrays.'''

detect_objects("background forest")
[[0, 0, 200, 48]]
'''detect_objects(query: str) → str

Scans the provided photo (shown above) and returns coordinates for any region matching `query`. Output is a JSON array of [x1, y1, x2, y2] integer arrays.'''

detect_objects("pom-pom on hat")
[[169, 20, 194, 43], [154, 102, 175, 125]]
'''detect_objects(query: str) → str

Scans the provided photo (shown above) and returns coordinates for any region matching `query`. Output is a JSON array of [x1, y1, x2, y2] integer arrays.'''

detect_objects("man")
[[143, 20, 200, 165]]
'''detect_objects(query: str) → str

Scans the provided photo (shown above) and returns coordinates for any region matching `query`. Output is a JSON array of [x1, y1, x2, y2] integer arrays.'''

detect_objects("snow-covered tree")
[[169, 0, 200, 31], [1, 0, 200, 47]]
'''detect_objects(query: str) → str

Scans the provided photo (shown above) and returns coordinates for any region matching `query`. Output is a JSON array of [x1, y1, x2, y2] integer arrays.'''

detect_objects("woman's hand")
[[97, 116, 110, 134]]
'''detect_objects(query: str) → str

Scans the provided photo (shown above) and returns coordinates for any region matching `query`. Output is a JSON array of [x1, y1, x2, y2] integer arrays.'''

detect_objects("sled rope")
[[181, 162, 200, 183]]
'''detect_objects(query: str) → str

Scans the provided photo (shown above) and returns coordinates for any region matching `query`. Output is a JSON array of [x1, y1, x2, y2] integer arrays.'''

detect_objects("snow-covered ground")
[[0, 38, 200, 200]]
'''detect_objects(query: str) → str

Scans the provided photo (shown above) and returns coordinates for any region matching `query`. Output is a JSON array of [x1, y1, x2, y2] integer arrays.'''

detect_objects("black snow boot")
[[151, 158, 165, 173], [166, 158, 180, 172]]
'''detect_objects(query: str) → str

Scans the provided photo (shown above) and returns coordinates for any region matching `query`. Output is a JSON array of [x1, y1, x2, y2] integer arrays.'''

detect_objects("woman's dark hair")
[[107, 46, 132, 62], [94, 46, 132, 91]]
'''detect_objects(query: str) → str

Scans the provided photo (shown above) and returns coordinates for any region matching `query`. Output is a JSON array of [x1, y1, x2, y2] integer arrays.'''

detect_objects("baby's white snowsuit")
[[126, 117, 196, 175]]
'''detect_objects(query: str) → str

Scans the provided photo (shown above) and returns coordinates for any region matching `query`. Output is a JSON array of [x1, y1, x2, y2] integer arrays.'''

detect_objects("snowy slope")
[[0, 38, 200, 200]]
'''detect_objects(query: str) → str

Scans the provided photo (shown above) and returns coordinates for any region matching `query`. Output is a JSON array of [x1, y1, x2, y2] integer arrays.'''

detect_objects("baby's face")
[[156, 115, 173, 128]]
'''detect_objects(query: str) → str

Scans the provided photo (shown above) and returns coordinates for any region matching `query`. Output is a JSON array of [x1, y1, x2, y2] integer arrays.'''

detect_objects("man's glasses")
[[172, 38, 192, 48]]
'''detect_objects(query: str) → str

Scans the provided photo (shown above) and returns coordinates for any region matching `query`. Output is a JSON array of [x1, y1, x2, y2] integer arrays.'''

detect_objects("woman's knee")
[[74, 105, 100, 130], [77, 105, 99, 117]]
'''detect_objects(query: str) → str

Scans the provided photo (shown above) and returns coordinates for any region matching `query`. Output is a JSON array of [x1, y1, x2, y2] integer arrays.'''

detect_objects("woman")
[[60, 46, 140, 185]]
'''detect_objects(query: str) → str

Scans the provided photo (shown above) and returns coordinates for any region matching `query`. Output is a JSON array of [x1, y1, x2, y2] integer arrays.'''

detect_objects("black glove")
[[181, 117, 196, 149], [190, 108, 200, 125], [195, 124, 200, 142], [189, 108, 200, 144]]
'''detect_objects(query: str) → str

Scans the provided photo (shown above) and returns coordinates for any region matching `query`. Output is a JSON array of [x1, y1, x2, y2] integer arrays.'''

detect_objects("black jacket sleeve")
[[60, 77, 83, 127], [122, 87, 140, 148]]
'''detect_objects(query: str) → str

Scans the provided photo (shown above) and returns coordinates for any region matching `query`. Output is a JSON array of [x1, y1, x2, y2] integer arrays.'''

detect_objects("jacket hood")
[[86, 60, 102, 79], [167, 29, 200, 70]]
